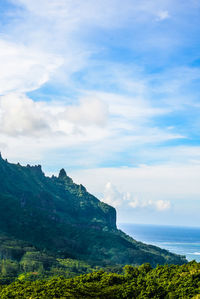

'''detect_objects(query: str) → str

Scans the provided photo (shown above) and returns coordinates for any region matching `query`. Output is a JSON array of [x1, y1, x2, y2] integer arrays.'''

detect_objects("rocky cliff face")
[[0, 154, 187, 266]]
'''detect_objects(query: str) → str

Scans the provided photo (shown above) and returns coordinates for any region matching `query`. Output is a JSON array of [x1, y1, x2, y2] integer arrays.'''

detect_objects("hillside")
[[0, 153, 187, 270]]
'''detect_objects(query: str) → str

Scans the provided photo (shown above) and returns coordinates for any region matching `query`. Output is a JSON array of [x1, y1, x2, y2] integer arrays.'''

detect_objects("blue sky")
[[0, 0, 200, 226]]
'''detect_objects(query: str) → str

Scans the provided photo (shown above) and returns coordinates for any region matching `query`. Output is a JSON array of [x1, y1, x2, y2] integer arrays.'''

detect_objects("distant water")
[[118, 223, 200, 262]]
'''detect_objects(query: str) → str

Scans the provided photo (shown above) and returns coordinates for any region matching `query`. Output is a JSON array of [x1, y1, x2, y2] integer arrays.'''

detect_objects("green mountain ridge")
[[0, 153, 187, 272]]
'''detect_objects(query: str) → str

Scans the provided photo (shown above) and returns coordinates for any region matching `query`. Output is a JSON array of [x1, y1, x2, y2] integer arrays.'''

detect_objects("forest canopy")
[[0, 261, 200, 298]]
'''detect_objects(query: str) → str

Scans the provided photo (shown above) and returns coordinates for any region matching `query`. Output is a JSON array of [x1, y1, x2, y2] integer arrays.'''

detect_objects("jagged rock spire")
[[58, 168, 67, 179]]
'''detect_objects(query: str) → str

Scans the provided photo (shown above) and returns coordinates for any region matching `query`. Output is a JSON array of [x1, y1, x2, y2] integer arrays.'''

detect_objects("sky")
[[0, 0, 200, 226]]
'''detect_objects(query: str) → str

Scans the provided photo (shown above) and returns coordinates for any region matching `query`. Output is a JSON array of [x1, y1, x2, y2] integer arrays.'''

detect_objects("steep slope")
[[0, 154, 187, 267]]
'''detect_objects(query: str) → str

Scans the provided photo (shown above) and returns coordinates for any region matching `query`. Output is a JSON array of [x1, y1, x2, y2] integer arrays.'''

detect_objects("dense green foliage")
[[0, 261, 200, 298], [0, 154, 187, 268], [0, 232, 100, 284]]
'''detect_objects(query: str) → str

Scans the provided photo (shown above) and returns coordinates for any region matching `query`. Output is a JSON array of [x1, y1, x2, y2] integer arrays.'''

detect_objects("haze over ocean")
[[118, 223, 200, 262]]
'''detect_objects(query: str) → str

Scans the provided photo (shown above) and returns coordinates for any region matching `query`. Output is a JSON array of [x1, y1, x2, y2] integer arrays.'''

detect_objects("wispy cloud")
[[0, 39, 62, 95]]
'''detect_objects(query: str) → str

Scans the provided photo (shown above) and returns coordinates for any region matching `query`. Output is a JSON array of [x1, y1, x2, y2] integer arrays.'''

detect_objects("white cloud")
[[0, 93, 50, 136], [129, 198, 171, 211], [71, 163, 200, 204], [0, 40, 62, 95], [0, 91, 113, 166], [156, 10, 170, 21], [63, 98, 108, 127], [102, 182, 124, 207], [155, 199, 171, 211], [0, 93, 109, 137], [102, 181, 171, 211], [0, 83, 186, 171], [128, 196, 140, 208]]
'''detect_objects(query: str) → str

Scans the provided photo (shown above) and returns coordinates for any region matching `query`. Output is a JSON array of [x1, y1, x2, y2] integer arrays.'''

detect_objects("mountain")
[[0, 154, 187, 268]]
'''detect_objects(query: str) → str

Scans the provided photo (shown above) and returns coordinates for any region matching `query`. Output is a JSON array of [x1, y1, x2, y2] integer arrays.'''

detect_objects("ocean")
[[118, 223, 200, 262]]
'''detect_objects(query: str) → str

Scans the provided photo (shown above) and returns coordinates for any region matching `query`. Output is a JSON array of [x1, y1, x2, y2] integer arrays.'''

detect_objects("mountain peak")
[[58, 168, 67, 179]]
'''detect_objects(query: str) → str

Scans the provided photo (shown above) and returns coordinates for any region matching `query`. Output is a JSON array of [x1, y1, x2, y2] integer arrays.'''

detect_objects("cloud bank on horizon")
[[0, 0, 200, 225]]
